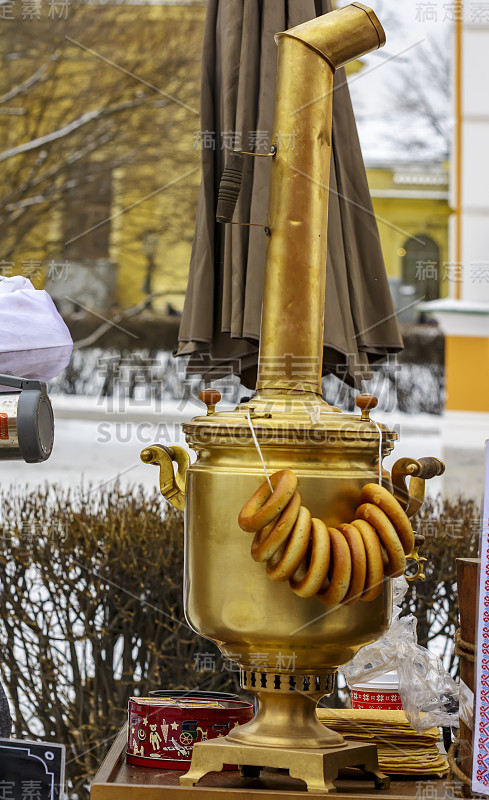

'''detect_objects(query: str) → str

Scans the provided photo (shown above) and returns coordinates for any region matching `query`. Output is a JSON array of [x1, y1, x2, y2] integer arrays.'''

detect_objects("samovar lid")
[[183, 391, 397, 454]]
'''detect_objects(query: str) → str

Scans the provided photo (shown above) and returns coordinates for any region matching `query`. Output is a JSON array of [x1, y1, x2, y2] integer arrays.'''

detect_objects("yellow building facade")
[[367, 163, 450, 320], [116, 160, 451, 317]]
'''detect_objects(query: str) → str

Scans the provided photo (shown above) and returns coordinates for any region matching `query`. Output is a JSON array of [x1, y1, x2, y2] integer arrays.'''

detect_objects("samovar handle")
[[140, 444, 190, 512], [391, 456, 445, 518], [391, 456, 445, 583], [140, 391, 222, 510]]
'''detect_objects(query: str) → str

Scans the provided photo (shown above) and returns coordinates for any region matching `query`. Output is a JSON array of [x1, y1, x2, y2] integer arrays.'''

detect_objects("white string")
[[245, 405, 382, 488], [246, 409, 273, 492]]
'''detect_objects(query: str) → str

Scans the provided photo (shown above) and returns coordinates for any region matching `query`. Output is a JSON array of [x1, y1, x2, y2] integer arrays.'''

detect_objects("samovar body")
[[183, 409, 394, 674]]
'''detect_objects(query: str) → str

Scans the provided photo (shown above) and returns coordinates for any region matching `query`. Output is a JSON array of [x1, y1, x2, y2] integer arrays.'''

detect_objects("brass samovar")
[[142, 4, 444, 792]]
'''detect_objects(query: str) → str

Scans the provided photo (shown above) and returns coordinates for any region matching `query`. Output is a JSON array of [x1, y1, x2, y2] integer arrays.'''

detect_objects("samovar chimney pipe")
[[256, 4, 385, 397]]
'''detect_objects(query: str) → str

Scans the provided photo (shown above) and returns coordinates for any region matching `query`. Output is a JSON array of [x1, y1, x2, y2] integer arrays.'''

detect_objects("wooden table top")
[[90, 727, 451, 800]]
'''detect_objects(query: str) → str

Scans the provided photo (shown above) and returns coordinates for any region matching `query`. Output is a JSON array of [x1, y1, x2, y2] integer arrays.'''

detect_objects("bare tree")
[[0, 5, 203, 269], [389, 31, 451, 158]]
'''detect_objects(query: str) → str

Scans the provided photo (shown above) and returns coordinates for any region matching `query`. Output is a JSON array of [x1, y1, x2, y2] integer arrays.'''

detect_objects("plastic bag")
[[397, 642, 459, 731], [341, 577, 459, 732], [341, 577, 414, 684]]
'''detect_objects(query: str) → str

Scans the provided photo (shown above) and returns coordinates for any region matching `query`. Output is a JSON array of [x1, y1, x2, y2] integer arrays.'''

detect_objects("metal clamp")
[[216, 147, 275, 227], [405, 548, 428, 583], [140, 444, 190, 512]]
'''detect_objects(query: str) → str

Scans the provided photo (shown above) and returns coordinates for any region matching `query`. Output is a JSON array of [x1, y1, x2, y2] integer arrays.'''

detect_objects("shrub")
[[408, 495, 481, 675], [0, 484, 235, 798]]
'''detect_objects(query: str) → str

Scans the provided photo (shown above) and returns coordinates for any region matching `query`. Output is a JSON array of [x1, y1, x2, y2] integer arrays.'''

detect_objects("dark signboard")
[[0, 739, 65, 800]]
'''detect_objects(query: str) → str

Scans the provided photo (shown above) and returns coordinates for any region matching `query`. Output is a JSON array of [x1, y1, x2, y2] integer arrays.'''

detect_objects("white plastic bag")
[[342, 578, 414, 684], [0, 275, 72, 383], [397, 642, 459, 732], [342, 577, 459, 732]]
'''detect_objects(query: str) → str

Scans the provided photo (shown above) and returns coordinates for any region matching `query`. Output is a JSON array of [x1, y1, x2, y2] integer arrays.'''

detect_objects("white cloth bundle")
[[0, 275, 73, 383]]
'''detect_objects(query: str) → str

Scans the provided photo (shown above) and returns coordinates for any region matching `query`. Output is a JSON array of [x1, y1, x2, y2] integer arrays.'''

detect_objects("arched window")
[[401, 235, 440, 303]]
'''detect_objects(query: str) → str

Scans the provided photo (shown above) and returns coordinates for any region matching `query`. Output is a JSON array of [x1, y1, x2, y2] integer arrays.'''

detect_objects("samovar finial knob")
[[355, 393, 378, 421], [199, 389, 222, 416]]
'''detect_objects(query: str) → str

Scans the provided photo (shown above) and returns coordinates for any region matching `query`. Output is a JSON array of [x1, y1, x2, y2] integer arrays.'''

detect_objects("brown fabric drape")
[[176, 0, 403, 389]]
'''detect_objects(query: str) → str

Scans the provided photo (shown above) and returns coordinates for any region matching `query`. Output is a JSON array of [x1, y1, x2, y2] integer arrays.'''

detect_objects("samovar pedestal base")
[[179, 738, 390, 794]]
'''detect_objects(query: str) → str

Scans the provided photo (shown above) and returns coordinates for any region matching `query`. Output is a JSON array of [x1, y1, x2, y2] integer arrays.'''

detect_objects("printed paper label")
[[0, 413, 8, 440]]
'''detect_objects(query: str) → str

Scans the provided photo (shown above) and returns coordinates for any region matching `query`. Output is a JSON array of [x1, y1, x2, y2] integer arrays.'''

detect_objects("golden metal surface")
[[179, 737, 390, 794], [139, 3, 396, 766], [282, 3, 385, 71], [391, 457, 445, 582], [176, 7, 394, 762], [227, 670, 340, 749], [256, 5, 385, 396], [140, 444, 189, 512], [391, 456, 445, 517], [183, 420, 394, 673], [405, 549, 428, 583]]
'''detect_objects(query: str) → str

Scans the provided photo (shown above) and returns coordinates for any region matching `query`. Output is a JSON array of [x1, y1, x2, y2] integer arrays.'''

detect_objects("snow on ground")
[[0, 396, 208, 496], [1, 395, 486, 501]]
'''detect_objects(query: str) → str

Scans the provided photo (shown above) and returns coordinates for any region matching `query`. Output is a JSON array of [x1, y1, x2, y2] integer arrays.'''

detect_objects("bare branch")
[[0, 64, 49, 105], [72, 293, 168, 349], [0, 94, 151, 164]]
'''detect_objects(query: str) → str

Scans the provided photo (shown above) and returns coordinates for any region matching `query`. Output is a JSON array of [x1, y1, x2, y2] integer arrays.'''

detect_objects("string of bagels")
[[238, 470, 414, 605]]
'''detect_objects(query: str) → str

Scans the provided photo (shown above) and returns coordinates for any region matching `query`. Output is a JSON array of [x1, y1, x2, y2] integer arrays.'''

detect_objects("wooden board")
[[91, 727, 450, 800]]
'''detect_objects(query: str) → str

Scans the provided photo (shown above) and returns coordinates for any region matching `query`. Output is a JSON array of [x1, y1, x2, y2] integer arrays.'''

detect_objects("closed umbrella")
[[176, 0, 403, 389]]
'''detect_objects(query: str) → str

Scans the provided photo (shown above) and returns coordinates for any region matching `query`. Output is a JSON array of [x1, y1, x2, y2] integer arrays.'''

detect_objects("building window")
[[401, 234, 440, 303], [63, 165, 112, 261]]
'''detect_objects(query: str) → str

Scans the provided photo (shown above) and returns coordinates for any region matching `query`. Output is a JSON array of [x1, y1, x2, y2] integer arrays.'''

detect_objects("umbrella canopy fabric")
[[176, 0, 403, 389]]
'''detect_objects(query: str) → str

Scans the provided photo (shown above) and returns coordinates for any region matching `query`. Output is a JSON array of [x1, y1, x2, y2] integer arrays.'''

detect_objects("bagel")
[[251, 492, 301, 562], [289, 519, 331, 598], [356, 503, 406, 578], [350, 519, 384, 602], [318, 528, 352, 606], [266, 505, 312, 582], [238, 468, 418, 605], [338, 523, 367, 606], [360, 483, 414, 555], [238, 470, 297, 532]]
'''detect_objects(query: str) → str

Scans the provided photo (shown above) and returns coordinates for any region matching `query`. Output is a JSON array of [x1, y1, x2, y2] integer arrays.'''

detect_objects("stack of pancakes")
[[317, 708, 449, 776]]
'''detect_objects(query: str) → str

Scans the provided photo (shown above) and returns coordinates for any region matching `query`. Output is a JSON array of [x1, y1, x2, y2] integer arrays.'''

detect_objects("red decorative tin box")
[[127, 692, 254, 769]]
